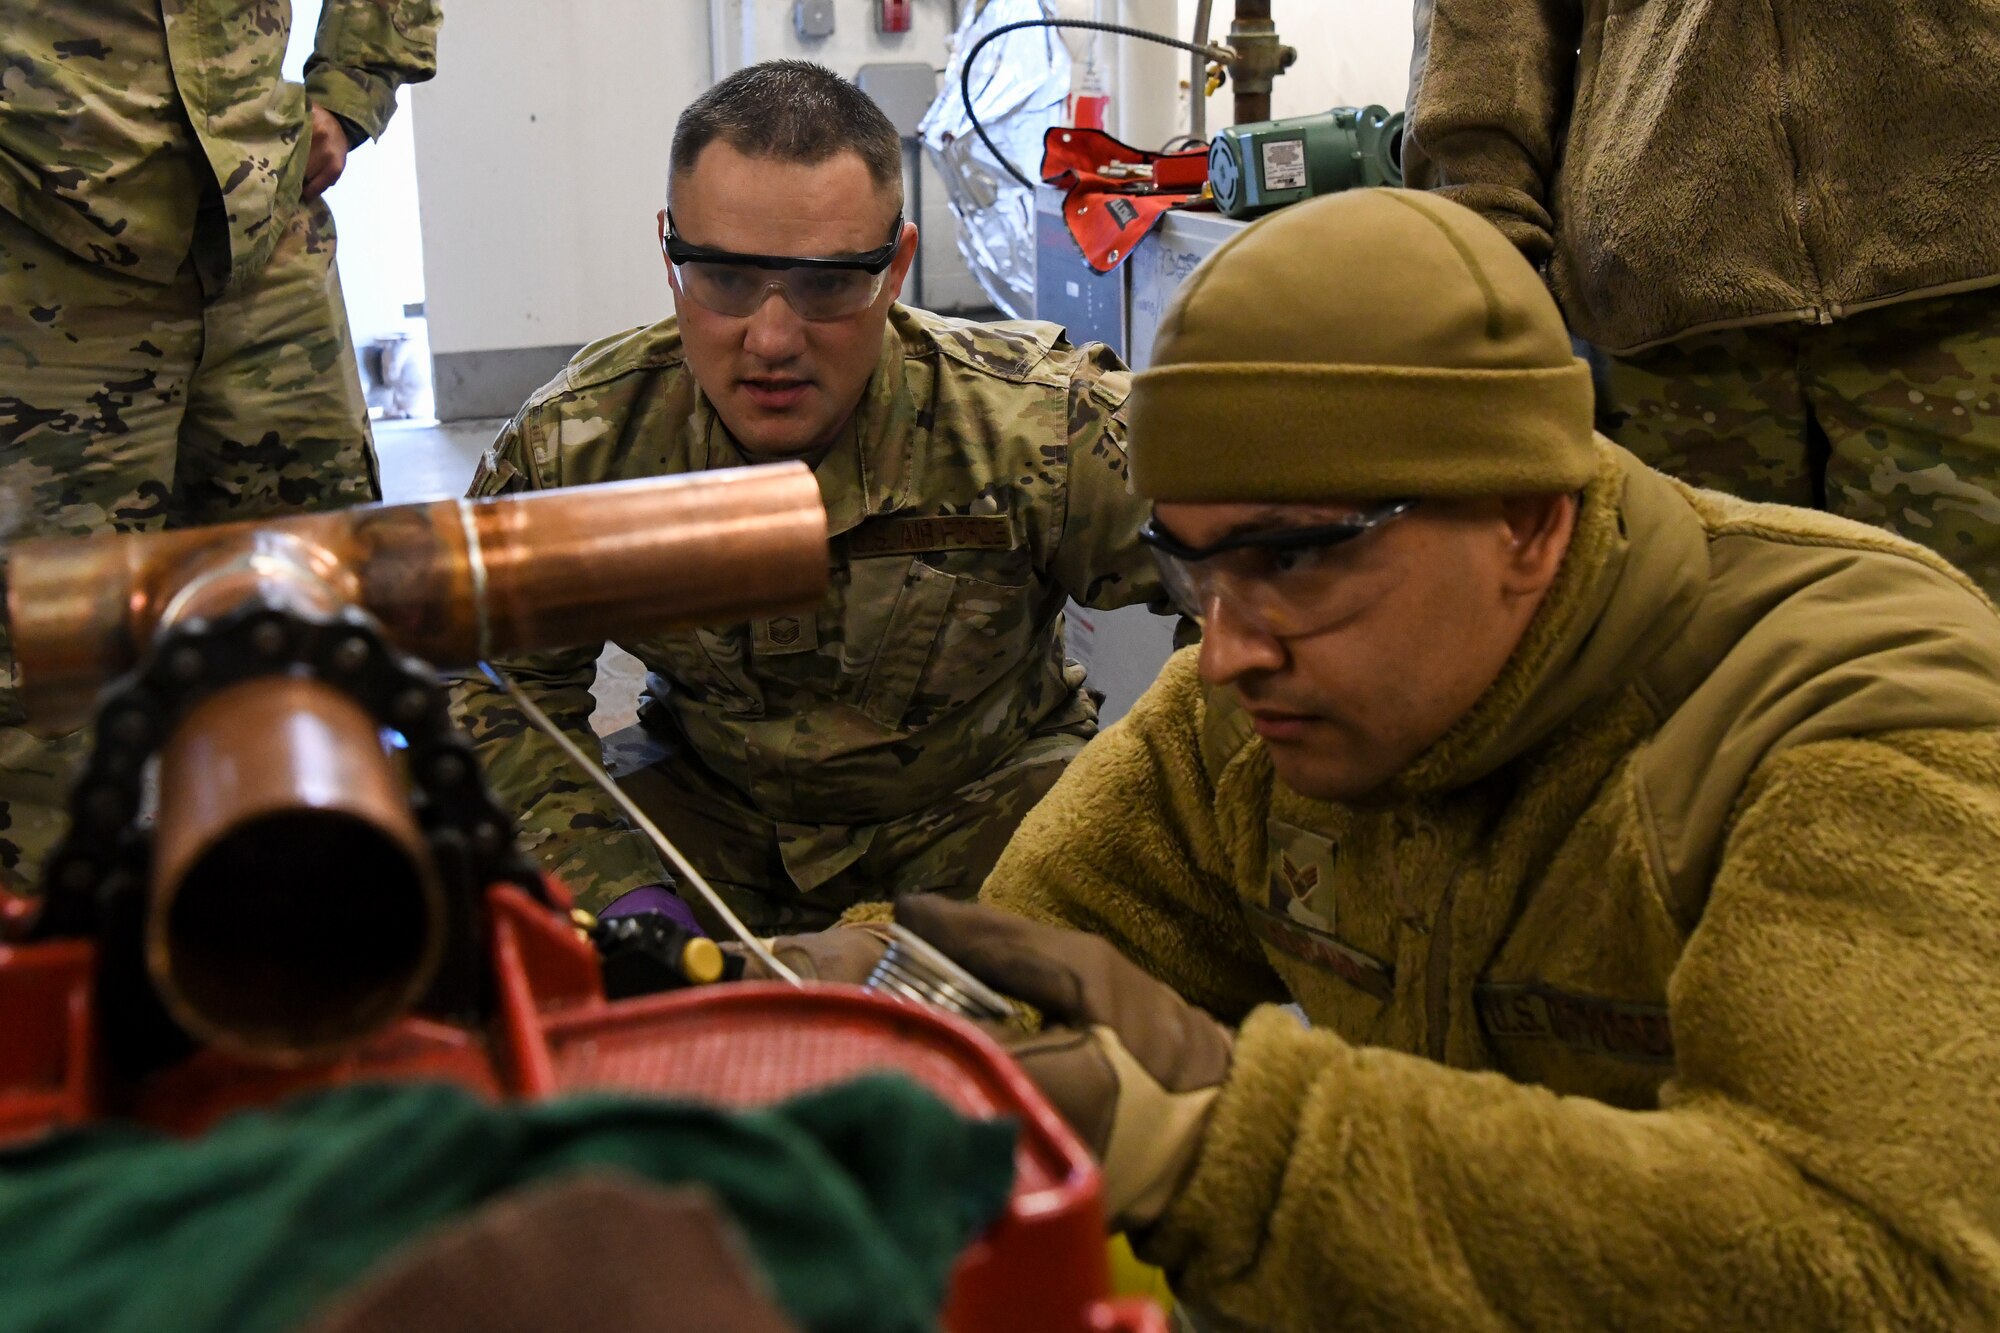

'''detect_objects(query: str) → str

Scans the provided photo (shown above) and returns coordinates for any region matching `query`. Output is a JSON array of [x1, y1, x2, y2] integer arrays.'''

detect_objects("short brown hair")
[[670, 60, 903, 202]]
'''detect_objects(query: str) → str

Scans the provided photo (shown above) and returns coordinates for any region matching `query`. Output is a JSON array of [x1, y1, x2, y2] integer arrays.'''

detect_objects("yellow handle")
[[681, 936, 726, 985]]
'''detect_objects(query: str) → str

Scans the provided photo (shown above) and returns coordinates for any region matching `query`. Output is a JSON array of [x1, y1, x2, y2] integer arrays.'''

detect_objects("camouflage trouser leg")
[[618, 732, 1081, 934], [1604, 286, 2000, 597], [0, 198, 378, 892], [1810, 286, 2000, 588], [172, 197, 381, 523], [1601, 327, 1814, 506], [613, 755, 793, 930], [861, 731, 1079, 901]]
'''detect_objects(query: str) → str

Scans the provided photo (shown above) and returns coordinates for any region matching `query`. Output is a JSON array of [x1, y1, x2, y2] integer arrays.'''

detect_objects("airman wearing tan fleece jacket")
[[875, 191, 2000, 1331], [1401, 0, 2000, 601]]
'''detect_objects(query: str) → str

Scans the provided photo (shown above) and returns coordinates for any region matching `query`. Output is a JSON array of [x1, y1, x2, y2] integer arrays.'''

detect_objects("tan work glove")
[[894, 896, 1232, 1234], [727, 921, 893, 984]]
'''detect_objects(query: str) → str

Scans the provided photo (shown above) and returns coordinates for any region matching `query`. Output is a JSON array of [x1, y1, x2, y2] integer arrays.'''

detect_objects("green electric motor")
[[1207, 105, 1405, 219]]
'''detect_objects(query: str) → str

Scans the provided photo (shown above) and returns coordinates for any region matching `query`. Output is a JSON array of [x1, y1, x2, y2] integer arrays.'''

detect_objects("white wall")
[[412, 0, 711, 358], [1109, 0, 1185, 153], [285, 0, 427, 348], [322, 90, 427, 347]]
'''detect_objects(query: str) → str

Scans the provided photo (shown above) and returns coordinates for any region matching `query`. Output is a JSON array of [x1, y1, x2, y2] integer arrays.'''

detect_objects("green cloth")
[[0, 1076, 1016, 1333]]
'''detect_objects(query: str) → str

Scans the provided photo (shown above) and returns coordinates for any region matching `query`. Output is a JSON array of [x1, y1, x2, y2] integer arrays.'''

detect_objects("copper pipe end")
[[148, 676, 445, 1066]]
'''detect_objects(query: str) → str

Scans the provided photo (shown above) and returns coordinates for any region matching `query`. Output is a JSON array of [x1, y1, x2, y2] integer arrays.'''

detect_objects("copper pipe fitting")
[[7, 464, 830, 731], [148, 675, 444, 1065]]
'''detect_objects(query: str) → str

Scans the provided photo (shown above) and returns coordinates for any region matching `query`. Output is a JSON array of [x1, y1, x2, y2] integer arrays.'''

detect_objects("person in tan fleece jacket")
[[847, 189, 2000, 1331], [1401, 0, 2000, 601]]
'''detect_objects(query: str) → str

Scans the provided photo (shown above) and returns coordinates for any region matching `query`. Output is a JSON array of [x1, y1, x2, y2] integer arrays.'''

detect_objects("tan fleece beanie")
[[1129, 188, 1596, 501]]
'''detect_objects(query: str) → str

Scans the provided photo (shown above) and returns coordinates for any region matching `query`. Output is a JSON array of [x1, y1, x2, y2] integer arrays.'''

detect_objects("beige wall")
[[412, 0, 712, 359]]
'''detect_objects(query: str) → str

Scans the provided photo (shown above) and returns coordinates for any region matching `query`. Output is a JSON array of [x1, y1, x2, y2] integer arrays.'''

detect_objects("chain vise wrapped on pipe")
[[1, 466, 828, 1069]]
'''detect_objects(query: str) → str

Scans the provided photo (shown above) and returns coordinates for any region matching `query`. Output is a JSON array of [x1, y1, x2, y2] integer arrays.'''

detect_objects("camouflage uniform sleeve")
[[1400, 0, 1577, 267], [303, 0, 442, 143], [448, 411, 671, 913], [1049, 343, 1173, 614]]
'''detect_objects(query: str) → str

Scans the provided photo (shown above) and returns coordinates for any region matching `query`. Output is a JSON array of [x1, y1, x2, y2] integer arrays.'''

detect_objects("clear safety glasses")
[[1138, 500, 1419, 638], [663, 210, 902, 321]]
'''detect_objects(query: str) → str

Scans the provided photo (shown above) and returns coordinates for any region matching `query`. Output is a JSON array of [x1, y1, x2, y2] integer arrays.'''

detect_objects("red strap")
[[1039, 127, 1211, 274]]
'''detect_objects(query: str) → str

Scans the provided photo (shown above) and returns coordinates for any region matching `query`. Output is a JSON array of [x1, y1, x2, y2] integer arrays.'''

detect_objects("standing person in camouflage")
[[0, 0, 441, 888], [1403, 0, 2000, 595], [452, 61, 1165, 933]]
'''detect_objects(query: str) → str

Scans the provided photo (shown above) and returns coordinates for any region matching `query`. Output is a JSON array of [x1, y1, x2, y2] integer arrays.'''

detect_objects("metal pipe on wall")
[[1226, 0, 1294, 125]]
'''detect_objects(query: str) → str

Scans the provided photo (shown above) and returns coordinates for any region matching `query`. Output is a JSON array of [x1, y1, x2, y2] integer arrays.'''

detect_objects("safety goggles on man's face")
[[1138, 500, 1419, 638], [663, 210, 903, 321]]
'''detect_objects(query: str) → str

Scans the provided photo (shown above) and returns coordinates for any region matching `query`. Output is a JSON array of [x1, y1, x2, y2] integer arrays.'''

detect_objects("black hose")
[[958, 17, 1232, 193]]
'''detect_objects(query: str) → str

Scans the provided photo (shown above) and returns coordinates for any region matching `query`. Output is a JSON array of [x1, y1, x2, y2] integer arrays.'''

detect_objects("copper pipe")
[[148, 676, 444, 1065], [7, 463, 829, 731]]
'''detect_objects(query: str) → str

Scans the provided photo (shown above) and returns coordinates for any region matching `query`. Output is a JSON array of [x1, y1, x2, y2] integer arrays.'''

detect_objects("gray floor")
[[378, 417, 647, 735], [374, 416, 494, 505]]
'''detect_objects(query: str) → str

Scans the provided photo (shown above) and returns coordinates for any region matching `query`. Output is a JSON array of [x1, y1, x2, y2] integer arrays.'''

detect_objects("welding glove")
[[728, 922, 895, 984], [894, 895, 1232, 1234]]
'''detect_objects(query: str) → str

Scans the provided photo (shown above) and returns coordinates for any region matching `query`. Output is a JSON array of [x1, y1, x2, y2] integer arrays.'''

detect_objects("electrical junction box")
[[1125, 209, 1244, 371], [793, 0, 834, 40]]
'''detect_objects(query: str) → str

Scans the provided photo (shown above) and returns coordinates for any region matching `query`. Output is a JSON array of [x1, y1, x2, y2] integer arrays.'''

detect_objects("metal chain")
[[33, 599, 545, 943]]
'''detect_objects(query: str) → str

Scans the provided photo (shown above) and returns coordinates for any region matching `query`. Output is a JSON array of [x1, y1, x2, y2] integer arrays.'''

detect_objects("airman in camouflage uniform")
[[454, 305, 1164, 930], [0, 1, 440, 888]]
